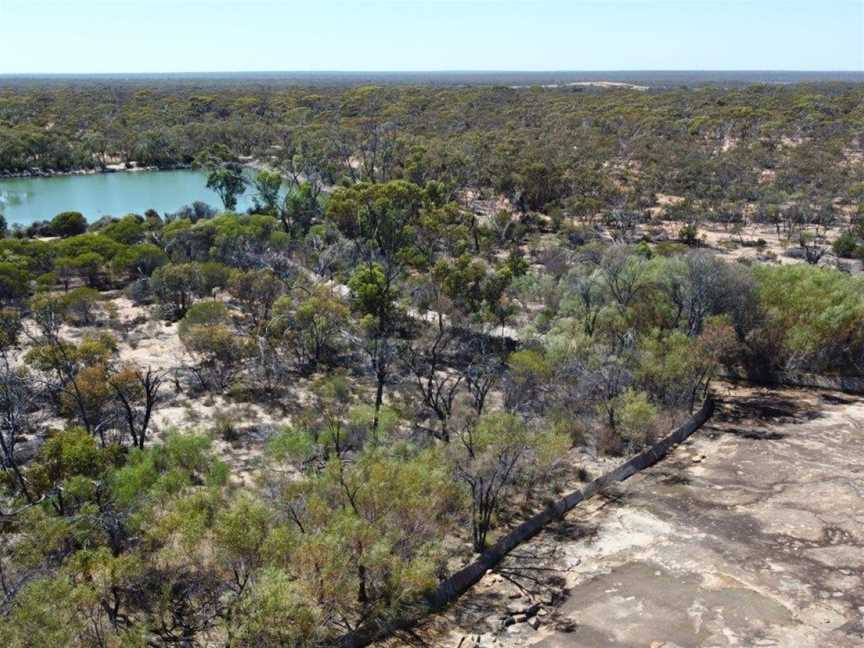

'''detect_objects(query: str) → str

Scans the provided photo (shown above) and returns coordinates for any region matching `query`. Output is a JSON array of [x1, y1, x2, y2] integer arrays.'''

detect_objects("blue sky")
[[1, 0, 862, 73]]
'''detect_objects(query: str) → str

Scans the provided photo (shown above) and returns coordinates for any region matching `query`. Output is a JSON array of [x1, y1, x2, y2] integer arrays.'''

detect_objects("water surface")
[[0, 169, 259, 226]]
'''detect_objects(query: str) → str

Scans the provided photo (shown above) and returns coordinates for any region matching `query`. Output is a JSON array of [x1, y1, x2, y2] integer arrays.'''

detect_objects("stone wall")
[[336, 398, 716, 648]]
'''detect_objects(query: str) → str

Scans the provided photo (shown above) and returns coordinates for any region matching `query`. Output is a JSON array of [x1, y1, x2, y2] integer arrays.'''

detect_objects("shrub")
[[178, 300, 230, 335], [111, 243, 168, 278], [503, 349, 551, 412], [100, 214, 146, 245], [0, 262, 30, 303], [211, 410, 241, 443], [50, 211, 87, 238], [753, 264, 864, 373], [833, 230, 859, 258], [678, 223, 700, 246], [193, 262, 231, 297], [52, 233, 123, 260], [615, 389, 659, 448], [151, 263, 194, 317], [70, 251, 104, 287], [35, 272, 57, 291], [179, 301, 250, 390], [63, 287, 101, 325], [0, 306, 21, 350]]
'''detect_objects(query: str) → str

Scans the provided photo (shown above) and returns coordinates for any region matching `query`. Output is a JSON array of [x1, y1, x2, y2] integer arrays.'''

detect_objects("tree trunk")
[[372, 374, 384, 434]]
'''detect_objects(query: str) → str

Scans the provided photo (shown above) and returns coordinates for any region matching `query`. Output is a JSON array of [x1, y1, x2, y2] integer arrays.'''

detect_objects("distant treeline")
[[3, 70, 864, 87], [2, 81, 864, 225]]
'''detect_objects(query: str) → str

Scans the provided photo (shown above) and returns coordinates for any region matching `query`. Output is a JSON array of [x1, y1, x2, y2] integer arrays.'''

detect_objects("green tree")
[[50, 211, 88, 238], [69, 251, 104, 288], [0, 262, 30, 304], [227, 268, 285, 331], [111, 242, 168, 279], [151, 263, 196, 317], [452, 412, 568, 551], [266, 446, 458, 628], [269, 286, 349, 370], [280, 181, 321, 236], [197, 145, 248, 211], [253, 169, 283, 212], [178, 300, 251, 390], [100, 213, 147, 245], [326, 180, 430, 283], [348, 263, 400, 432]]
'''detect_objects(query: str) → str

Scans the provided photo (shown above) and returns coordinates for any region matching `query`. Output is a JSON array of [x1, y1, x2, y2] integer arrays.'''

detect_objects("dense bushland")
[[1, 80, 864, 647]]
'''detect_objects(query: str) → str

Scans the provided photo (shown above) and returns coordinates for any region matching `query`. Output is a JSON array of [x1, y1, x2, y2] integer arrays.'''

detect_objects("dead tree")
[[461, 334, 504, 417], [402, 310, 464, 443], [109, 366, 164, 450], [0, 359, 37, 503]]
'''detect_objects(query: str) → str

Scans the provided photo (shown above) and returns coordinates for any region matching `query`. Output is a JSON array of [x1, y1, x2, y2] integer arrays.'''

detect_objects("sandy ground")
[[697, 221, 859, 270], [43, 296, 308, 485], [392, 384, 864, 648]]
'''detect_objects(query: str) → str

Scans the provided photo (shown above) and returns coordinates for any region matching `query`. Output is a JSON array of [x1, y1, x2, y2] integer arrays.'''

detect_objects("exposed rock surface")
[[391, 384, 864, 647]]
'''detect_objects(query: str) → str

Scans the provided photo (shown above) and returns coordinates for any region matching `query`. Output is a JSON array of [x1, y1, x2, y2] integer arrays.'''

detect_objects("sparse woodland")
[[1, 81, 864, 646]]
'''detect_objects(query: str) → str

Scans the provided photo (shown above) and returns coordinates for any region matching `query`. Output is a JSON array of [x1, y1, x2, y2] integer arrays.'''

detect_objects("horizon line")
[[2, 69, 864, 77]]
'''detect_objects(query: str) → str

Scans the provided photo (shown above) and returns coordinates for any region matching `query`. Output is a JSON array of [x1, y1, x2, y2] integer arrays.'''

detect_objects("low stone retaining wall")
[[336, 398, 716, 648]]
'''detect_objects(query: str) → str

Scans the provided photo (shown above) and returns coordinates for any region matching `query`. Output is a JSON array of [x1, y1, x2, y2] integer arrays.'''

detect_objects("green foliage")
[[50, 211, 87, 238], [151, 261, 231, 316], [270, 286, 349, 369], [178, 300, 251, 389], [612, 389, 659, 446], [453, 412, 568, 551], [62, 286, 101, 324], [637, 325, 731, 408], [52, 233, 124, 261], [111, 432, 224, 508], [833, 230, 860, 258], [227, 268, 284, 329], [281, 447, 458, 622], [24, 427, 114, 502], [504, 348, 551, 411], [151, 263, 195, 315], [0, 262, 30, 303], [348, 263, 394, 320], [432, 255, 514, 321], [0, 306, 22, 350], [253, 169, 283, 212], [24, 329, 116, 375], [281, 181, 321, 236], [111, 242, 168, 277], [177, 299, 230, 335], [753, 264, 864, 373], [69, 251, 104, 286], [232, 568, 322, 647], [197, 144, 248, 210], [100, 213, 147, 244], [327, 180, 428, 271], [0, 576, 80, 648], [7, 79, 864, 648]]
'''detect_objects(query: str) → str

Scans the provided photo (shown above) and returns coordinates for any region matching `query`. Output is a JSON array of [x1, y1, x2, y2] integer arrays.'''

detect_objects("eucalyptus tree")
[[197, 145, 249, 211]]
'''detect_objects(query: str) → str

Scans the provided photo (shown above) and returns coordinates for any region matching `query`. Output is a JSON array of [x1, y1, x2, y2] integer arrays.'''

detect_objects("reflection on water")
[[0, 189, 27, 207], [0, 169, 259, 226]]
